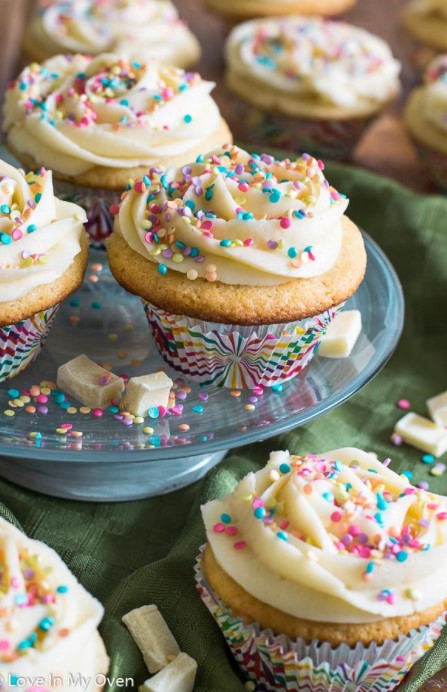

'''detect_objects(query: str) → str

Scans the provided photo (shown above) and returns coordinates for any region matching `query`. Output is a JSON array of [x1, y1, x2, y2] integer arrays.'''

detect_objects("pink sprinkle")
[[225, 526, 238, 536], [280, 217, 291, 229], [110, 204, 120, 215], [252, 387, 263, 395], [437, 512, 447, 520], [213, 523, 225, 533], [201, 220, 213, 231], [145, 232, 153, 243], [41, 594, 55, 604], [331, 511, 342, 523], [211, 155, 220, 164], [10, 576, 19, 588], [158, 406, 167, 417], [279, 520, 290, 530], [348, 525, 361, 536], [92, 408, 103, 418], [36, 394, 48, 404], [396, 656, 406, 663], [60, 423, 72, 430], [0, 640, 8, 650], [252, 498, 264, 509], [238, 183, 249, 192], [386, 593, 397, 605], [398, 399, 411, 410], [404, 488, 416, 495], [233, 541, 247, 550], [12, 228, 23, 240], [134, 181, 146, 193], [243, 238, 254, 247]]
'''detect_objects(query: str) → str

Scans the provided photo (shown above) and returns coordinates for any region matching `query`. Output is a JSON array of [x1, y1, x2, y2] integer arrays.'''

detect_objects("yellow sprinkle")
[[3, 410, 14, 417], [67, 407, 77, 415], [244, 404, 255, 412], [40, 387, 51, 395], [172, 253, 184, 263], [143, 426, 154, 435], [20, 395, 31, 403], [117, 350, 127, 359], [187, 269, 198, 281], [134, 417, 144, 424], [55, 428, 67, 435], [80, 406, 91, 414], [107, 333, 118, 342], [123, 324, 134, 332]]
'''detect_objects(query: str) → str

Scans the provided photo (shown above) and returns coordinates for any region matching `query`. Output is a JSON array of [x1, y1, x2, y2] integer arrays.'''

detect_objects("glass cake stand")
[[0, 232, 404, 501]]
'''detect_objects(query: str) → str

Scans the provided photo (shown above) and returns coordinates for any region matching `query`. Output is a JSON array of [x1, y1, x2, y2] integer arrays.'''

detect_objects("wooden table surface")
[[0, 1, 445, 689]]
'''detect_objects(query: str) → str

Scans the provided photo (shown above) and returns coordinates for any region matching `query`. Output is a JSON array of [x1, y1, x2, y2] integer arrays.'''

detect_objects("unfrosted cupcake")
[[226, 17, 401, 159], [0, 158, 88, 382], [403, 0, 447, 52], [23, 0, 201, 69], [197, 448, 447, 691], [204, 0, 357, 23], [4, 53, 232, 247], [0, 517, 108, 688], [405, 55, 447, 190], [107, 145, 366, 388]]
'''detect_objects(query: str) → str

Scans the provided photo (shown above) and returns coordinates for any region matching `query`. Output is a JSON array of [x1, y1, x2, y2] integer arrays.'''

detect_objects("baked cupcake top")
[[4, 54, 224, 180], [25, 0, 200, 69], [201, 448, 447, 623], [114, 145, 349, 286], [0, 159, 86, 303], [420, 55, 447, 132], [0, 517, 106, 677], [226, 17, 401, 114], [406, 0, 447, 18]]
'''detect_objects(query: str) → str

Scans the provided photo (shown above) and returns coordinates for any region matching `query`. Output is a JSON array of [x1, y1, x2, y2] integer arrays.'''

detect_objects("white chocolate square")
[[122, 372, 173, 417], [318, 310, 362, 358], [427, 391, 447, 428], [57, 354, 124, 409], [140, 653, 197, 692], [122, 604, 180, 674], [395, 412, 447, 457]]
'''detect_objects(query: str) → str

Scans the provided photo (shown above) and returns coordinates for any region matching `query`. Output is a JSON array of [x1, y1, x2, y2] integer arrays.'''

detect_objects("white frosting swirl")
[[0, 159, 86, 303], [0, 517, 106, 689], [115, 146, 348, 286], [29, 0, 200, 68], [202, 449, 447, 623], [421, 55, 447, 133], [4, 54, 222, 177], [226, 17, 401, 110]]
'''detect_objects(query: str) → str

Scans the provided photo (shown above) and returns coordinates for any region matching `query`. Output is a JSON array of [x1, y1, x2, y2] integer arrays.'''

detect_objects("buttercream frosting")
[[4, 54, 222, 177], [0, 159, 86, 303], [421, 55, 447, 134], [226, 17, 401, 110], [115, 145, 348, 286], [202, 448, 447, 623], [0, 517, 106, 690], [28, 0, 200, 69]]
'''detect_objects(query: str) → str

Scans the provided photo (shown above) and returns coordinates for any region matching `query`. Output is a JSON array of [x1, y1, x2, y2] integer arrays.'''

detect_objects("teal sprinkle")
[[287, 247, 298, 259], [7, 389, 20, 398], [365, 562, 375, 574], [149, 435, 161, 446], [91, 302, 101, 309], [396, 551, 408, 562], [277, 531, 288, 541], [39, 616, 55, 632], [243, 212, 254, 220], [269, 190, 281, 203], [322, 492, 334, 502], [422, 454, 435, 464], [120, 99, 129, 106], [158, 264, 168, 276], [220, 239, 232, 247], [376, 493, 387, 511], [192, 405, 204, 413], [190, 247, 199, 258], [184, 114, 193, 123], [0, 234, 12, 246], [176, 240, 186, 249], [220, 513, 231, 524], [254, 507, 266, 519], [401, 470, 413, 480], [27, 224, 37, 233], [374, 512, 384, 526], [279, 463, 291, 474], [148, 407, 160, 419], [271, 384, 283, 393], [53, 393, 66, 404], [0, 204, 11, 214], [185, 200, 195, 210], [69, 299, 80, 307], [35, 192, 42, 203], [109, 405, 120, 414], [196, 154, 204, 163]]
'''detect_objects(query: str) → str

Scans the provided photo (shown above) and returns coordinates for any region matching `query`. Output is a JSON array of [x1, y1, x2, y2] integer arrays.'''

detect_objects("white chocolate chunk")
[[427, 391, 447, 428], [395, 412, 447, 457], [139, 653, 197, 692], [318, 310, 362, 358], [57, 354, 124, 409], [122, 604, 180, 674], [122, 372, 173, 416]]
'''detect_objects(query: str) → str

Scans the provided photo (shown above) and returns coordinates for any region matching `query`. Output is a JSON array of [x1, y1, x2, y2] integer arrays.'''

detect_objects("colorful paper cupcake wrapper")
[[54, 180, 120, 249], [413, 142, 447, 192], [144, 303, 342, 389], [0, 306, 60, 382], [231, 99, 373, 160], [195, 550, 446, 692]]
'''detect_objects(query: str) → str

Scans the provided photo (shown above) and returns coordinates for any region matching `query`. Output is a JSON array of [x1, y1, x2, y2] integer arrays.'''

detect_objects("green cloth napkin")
[[1, 162, 446, 691]]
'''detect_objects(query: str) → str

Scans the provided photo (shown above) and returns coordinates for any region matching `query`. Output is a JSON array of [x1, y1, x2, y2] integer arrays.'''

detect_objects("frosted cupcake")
[[226, 17, 401, 159], [23, 0, 201, 69], [4, 54, 232, 247], [0, 517, 108, 687], [403, 0, 447, 52], [197, 448, 447, 690], [405, 56, 447, 190], [0, 158, 88, 382], [204, 0, 357, 23], [107, 145, 366, 388]]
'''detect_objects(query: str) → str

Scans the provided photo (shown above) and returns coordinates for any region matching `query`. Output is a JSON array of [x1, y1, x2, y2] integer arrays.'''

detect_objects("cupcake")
[[3, 53, 232, 247], [405, 55, 447, 191], [23, 0, 201, 69], [403, 0, 447, 52], [107, 145, 366, 388], [0, 158, 88, 382], [203, 0, 357, 23], [197, 448, 447, 691], [0, 517, 108, 687], [225, 17, 401, 160]]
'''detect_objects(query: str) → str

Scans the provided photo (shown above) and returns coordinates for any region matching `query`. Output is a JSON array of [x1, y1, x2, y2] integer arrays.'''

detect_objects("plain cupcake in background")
[[203, 0, 357, 23], [225, 16, 401, 159], [405, 55, 447, 190], [107, 145, 366, 389], [0, 158, 88, 381], [3, 53, 232, 246], [23, 0, 201, 70], [403, 0, 447, 52], [197, 448, 447, 690]]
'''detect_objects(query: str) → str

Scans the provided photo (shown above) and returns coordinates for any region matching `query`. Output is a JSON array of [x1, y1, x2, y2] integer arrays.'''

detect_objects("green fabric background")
[[1, 162, 447, 691]]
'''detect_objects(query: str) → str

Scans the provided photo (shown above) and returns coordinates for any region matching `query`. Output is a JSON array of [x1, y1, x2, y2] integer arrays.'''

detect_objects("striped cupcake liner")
[[54, 180, 120, 249], [144, 303, 342, 389], [0, 305, 60, 382], [195, 550, 447, 692]]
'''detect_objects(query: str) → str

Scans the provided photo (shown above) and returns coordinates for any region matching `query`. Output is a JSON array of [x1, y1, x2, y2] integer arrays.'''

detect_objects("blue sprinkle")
[[279, 463, 291, 474], [277, 531, 288, 541], [254, 507, 266, 519], [220, 513, 231, 524], [148, 407, 160, 419], [192, 405, 204, 414], [158, 264, 168, 276]]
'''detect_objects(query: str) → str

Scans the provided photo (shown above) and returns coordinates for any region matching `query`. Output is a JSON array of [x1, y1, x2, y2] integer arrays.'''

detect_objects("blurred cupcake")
[[405, 55, 447, 190], [197, 448, 447, 691], [0, 516, 108, 685], [107, 145, 366, 389], [0, 158, 88, 382], [225, 17, 401, 159], [4, 53, 231, 247], [403, 0, 447, 52], [204, 0, 357, 23], [23, 0, 201, 69]]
